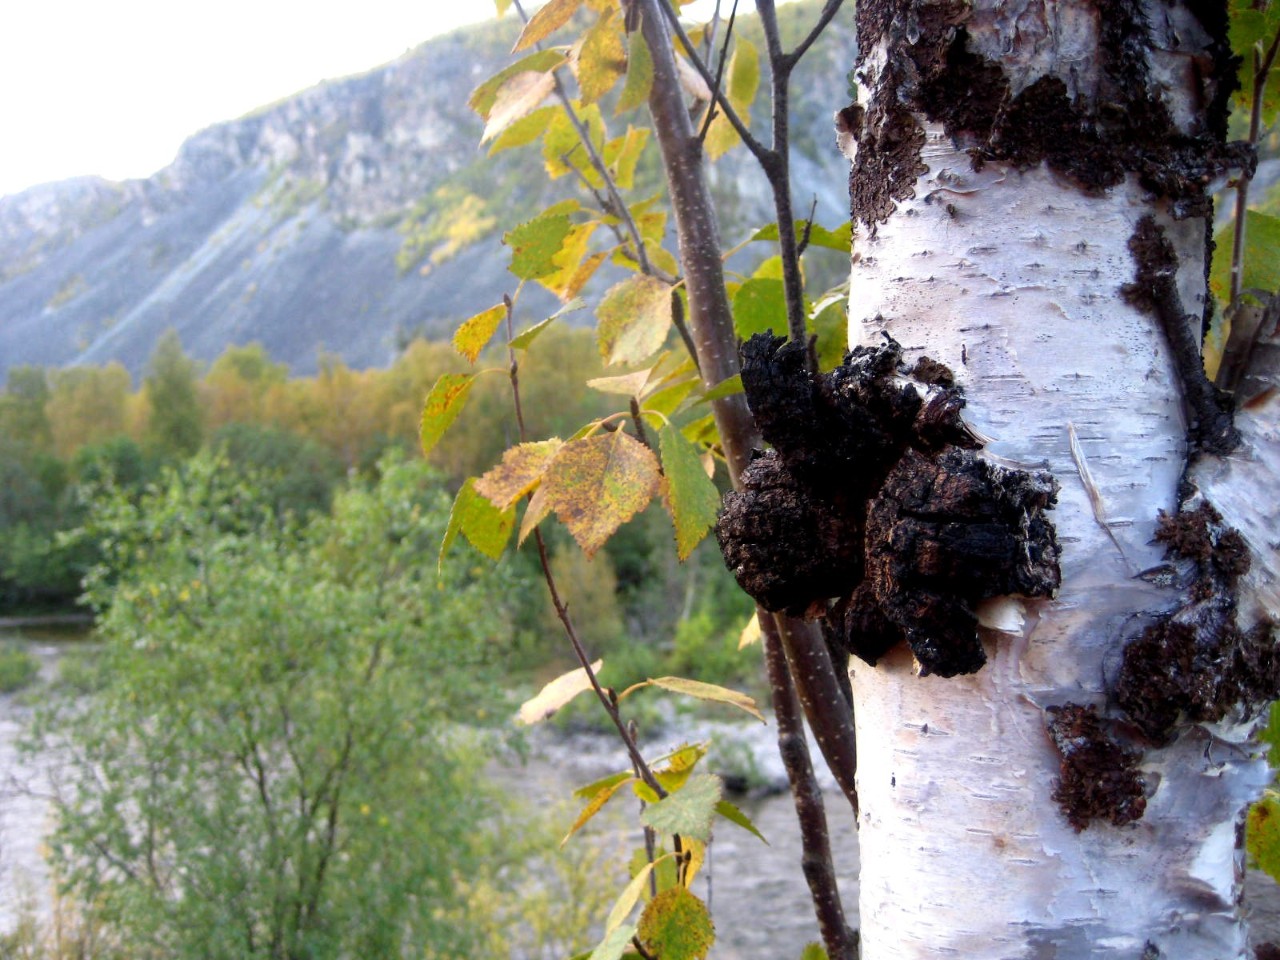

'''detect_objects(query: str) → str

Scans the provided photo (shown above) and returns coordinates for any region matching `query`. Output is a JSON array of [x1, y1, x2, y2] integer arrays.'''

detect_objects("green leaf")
[[517, 659, 605, 726], [732, 277, 786, 340], [453, 304, 506, 363], [705, 38, 759, 161], [481, 70, 557, 143], [659, 424, 720, 560], [641, 378, 697, 418], [715, 798, 768, 843], [641, 774, 722, 842], [588, 369, 653, 395], [577, 8, 626, 104], [543, 103, 606, 186], [505, 207, 576, 280], [513, 0, 584, 51], [563, 769, 635, 842], [475, 439, 564, 510], [643, 676, 765, 722], [629, 845, 679, 897], [699, 374, 743, 402], [588, 923, 639, 960], [439, 478, 516, 569], [800, 944, 830, 960], [751, 219, 854, 253], [469, 50, 566, 118], [541, 431, 661, 556], [637, 885, 715, 960], [420, 373, 475, 456], [618, 29, 654, 113], [598, 276, 674, 365], [1210, 210, 1280, 305], [809, 297, 848, 372], [1250, 793, 1280, 882], [488, 105, 558, 155], [510, 299, 585, 350]]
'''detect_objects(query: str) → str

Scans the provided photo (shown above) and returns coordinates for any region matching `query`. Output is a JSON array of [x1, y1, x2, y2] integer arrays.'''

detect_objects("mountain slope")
[[0, 3, 854, 378]]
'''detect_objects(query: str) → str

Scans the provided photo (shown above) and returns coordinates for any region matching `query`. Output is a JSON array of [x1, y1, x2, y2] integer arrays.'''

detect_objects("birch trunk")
[[842, 0, 1280, 956]]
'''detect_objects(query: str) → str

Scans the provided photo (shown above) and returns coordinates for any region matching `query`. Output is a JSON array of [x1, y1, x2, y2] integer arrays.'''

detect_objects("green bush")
[[35, 453, 519, 959], [0, 642, 39, 693]]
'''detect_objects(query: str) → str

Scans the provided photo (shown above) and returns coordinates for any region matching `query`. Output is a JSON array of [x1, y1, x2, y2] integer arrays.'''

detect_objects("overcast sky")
[[0, 0, 756, 200]]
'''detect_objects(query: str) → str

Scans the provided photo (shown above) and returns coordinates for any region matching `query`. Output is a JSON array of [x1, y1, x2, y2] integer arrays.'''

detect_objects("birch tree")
[[809, 0, 1277, 955]]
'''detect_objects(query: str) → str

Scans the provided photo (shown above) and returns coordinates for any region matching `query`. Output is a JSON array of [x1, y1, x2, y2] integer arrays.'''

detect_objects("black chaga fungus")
[[715, 332, 1061, 678], [1115, 502, 1279, 743], [1048, 703, 1147, 831]]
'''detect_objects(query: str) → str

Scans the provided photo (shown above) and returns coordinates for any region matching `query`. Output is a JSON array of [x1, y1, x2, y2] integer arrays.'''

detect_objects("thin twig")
[[783, 0, 845, 71], [696, 0, 740, 144], [671, 289, 702, 373], [1230, 26, 1280, 308], [656, 0, 771, 165], [761, 611, 859, 960], [797, 196, 818, 257]]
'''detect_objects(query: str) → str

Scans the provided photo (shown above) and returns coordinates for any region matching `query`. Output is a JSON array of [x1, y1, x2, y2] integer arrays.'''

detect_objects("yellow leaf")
[[469, 50, 565, 118], [607, 859, 664, 933], [646, 676, 764, 722], [453, 304, 506, 363], [705, 38, 760, 161], [737, 612, 761, 650], [542, 431, 661, 556], [519, 483, 554, 545], [676, 53, 712, 101], [514, 0, 584, 52], [482, 70, 557, 143], [562, 770, 635, 844], [576, 8, 626, 104], [517, 660, 604, 725], [597, 275, 673, 366], [587, 369, 653, 396], [681, 836, 707, 887], [475, 438, 565, 510]]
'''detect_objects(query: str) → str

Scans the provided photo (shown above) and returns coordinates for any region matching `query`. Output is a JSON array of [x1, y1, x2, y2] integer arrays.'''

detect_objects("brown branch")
[[782, 0, 846, 71], [775, 614, 860, 818], [761, 611, 859, 960]]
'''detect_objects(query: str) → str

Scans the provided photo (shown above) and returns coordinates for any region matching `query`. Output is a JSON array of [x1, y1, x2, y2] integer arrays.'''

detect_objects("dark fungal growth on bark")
[[1047, 703, 1147, 831], [847, 0, 1253, 228], [1123, 215, 1240, 455], [716, 332, 1061, 678], [1115, 502, 1280, 743]]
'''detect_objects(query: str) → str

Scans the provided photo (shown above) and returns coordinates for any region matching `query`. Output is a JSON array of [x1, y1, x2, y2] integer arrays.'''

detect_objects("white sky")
[[0, 0, 753, 200]]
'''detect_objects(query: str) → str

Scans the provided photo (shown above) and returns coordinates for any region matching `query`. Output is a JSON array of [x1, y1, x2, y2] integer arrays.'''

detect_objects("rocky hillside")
[[0, 3, 855, 378]]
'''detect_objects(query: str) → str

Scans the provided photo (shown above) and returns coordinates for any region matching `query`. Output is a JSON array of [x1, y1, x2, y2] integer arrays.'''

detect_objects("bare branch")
[[783, 0, 846, 72]]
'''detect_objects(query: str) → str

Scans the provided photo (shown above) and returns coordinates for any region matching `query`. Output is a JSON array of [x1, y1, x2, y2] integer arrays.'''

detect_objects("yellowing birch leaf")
[[517, 659, 604, 726], [659, 424, 720, 560], [542, 431, 660, 556], [469, 50, 566, 117], [576, 9, 626, 104], [607, 860, 661, 932], [675, 53, 712, 101], [488, 105, 558, 155], [681, 836, 707, 886], [654, 742, 707, 793], [705, 38, 759, 161], [513, 0, 583, 51], [737, 612, 761, 649], [552, 250, 610, 301], [505, 207, 575, 280], [519, 483, 554, 544], [587, 924, 639, 960], [542, 104, 606, 186], [420, 373, 475, 455], [562, 770, 635, 844], [475, 438, 564, 509], [439, 478, 515, 569], [587, 369, 652, 396], [641, 775, 721, 844], [617, 28, 654, 113], [542, 221, 600, 298], [598, 275, 673, 365], [605, 126, 650, 190], [453, 303, 506, 363], [646, 676, 764, 722], [481, 70, 557, 143]]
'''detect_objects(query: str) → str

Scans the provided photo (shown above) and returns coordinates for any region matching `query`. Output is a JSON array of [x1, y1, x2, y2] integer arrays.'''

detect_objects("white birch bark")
[[842, 1, 1280, 955]]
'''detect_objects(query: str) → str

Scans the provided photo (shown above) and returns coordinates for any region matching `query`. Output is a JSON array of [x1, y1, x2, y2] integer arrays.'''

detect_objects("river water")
[[3, 624, 1280, 956]]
